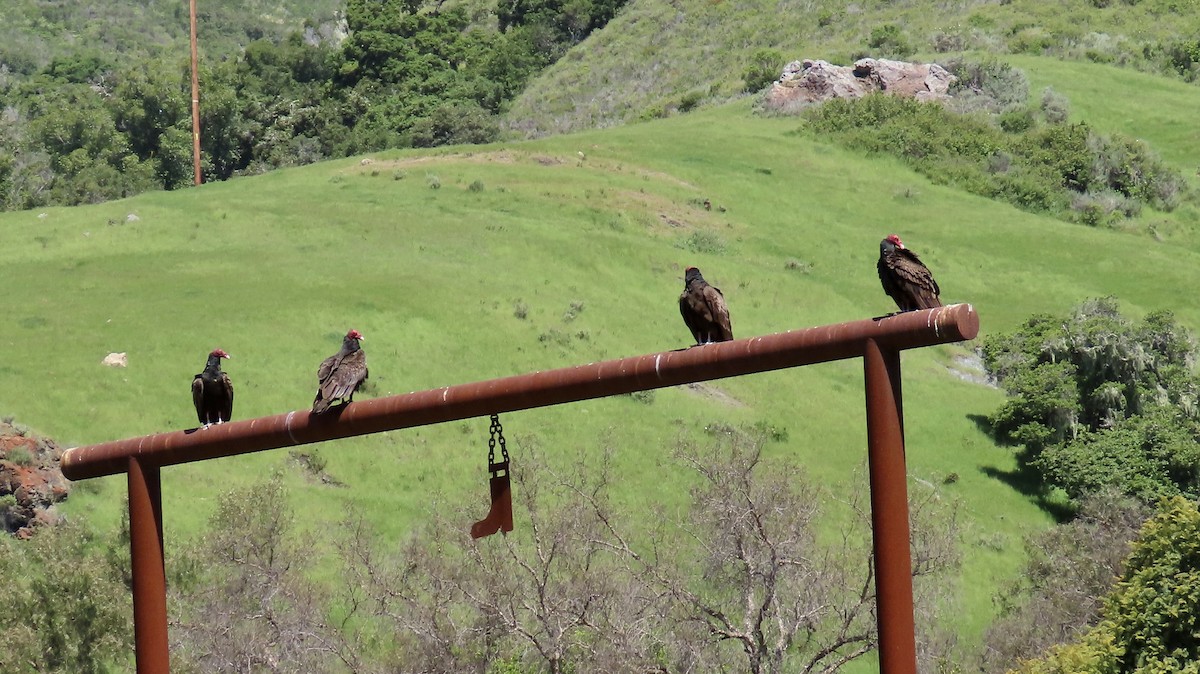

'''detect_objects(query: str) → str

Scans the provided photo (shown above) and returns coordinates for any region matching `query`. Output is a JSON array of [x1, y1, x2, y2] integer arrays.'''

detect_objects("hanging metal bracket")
[[470, 413, 513, 538]]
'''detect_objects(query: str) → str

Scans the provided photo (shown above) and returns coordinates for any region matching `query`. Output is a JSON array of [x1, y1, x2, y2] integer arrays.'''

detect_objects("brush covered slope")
[[504, 0, 1200, 137], [1, 56, 1199, 660]]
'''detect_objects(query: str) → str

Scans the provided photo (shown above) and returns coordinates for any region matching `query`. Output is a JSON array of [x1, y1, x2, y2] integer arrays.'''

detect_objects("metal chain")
[[488, 413, 509, 465]]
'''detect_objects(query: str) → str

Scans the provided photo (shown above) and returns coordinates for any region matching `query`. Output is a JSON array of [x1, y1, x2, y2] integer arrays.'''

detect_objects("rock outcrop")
[[0, 421, 71, 538], [762, 58, 956, 113]]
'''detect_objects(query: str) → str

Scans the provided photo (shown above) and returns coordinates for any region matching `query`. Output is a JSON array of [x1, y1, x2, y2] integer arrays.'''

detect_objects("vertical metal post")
[[128, 457, 171, 673], [863, 338, 917, 674]]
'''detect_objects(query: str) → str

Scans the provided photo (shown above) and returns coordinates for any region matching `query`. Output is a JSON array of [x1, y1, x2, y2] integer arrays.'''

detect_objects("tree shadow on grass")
[[967, 413, 994, 439], [969, 413, 1077, 523]]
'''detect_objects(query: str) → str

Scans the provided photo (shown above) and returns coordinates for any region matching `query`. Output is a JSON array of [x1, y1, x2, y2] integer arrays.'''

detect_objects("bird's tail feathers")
[[312, 395, 331, 415], [918, 294, 944, 310]]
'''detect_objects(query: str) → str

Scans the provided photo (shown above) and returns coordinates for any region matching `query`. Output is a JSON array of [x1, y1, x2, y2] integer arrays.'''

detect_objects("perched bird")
[[877, 234, 942, 313], [312, 330, 368, 414], [679, 266, 734, 345], [192, 349, 233, 427]]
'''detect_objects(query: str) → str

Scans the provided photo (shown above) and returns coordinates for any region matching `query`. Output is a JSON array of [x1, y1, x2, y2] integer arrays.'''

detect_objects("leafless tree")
[[341, 510, 492, 673], [169, 475, 359, 674], [344, 429, 962, 674], [577, 430, 856, 673], [979, 489, 1150, 672], [906, 478, 968, 674], [565, 429, 962, 674], [341, 437, 662, 674]]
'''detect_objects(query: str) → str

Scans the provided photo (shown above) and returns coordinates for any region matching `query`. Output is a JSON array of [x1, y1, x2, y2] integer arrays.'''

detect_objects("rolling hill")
[[0, 0, 342, 70], [3, 51, 1200, 667], [504, 0, 1200, 137]]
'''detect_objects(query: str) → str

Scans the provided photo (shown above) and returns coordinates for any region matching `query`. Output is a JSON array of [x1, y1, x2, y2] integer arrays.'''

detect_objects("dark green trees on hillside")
[[981, 297, 1200, 502], [498, 0, 627, 59], [0, 0, 630, 212], [24, 82, 159, 204], [338, 0, 505, 145], [109, 59, 195, 188], [981, 301, 1200, 671]]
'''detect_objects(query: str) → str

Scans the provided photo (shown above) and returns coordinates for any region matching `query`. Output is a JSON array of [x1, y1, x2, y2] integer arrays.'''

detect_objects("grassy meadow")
[[3, 54, 1200, 665]]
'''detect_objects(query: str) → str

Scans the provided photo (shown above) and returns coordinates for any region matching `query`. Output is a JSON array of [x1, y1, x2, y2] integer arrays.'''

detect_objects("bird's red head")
[[210, 348, 230, 359], [347, 329, 364, 341], [885, 234, 905, 249]]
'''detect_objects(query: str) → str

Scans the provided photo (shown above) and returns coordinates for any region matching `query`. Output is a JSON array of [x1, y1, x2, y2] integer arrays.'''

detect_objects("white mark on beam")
[[284, 411, 300, 446], [654, 353, 663, 379]]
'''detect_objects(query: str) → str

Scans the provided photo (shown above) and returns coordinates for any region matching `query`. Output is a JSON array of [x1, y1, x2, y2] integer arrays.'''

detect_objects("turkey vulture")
[[877, 234, 942, 312], [312, 330, 368, 414], [192, 349, 233, 427], [679, 266, 733, 345]]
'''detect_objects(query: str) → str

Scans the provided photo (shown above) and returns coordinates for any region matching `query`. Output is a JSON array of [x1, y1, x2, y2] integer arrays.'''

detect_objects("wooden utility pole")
[[189, 0, 202, 185]]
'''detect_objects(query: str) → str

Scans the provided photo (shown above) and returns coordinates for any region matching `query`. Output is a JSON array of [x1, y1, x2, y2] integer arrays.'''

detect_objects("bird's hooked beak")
[[222, 353, 231, 359]]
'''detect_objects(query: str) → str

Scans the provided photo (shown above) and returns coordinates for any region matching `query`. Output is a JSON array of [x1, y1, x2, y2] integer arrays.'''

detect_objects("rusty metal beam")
[[864, 339, 916, 674], [62, 304, 977, 480]]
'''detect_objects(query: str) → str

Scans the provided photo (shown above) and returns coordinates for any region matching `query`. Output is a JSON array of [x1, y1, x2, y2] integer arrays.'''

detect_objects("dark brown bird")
[[312, 330, 368, 414], [878, 234, 942, 312], [192, 349, 233, 427], [679, 266, 733, 345]]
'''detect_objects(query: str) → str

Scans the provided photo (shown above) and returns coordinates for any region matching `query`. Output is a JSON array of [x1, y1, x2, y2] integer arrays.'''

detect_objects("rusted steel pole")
[[62, 304, 978, 480], [863, 339, 917, 674], [128, 457, 170, 673]]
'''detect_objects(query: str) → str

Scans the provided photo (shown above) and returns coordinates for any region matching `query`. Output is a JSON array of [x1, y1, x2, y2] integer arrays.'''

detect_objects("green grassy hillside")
[[0, 0, 341, 70], [4, 54, 1200, 664], [504, 0, 1200, 137]]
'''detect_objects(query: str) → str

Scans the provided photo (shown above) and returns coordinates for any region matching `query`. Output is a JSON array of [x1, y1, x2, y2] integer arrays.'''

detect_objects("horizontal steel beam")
[[61, 304, 978, 480]]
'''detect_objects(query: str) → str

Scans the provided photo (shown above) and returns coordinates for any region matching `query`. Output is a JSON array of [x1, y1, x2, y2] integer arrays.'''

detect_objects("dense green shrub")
[[410, 102, 501, 148], [945, 58, 1030, 113], [981, 298, 1200, 502], [677, 88, 706, 113], [998, 107, 1035, 133], [743, 48, 784, 92], [1008, 29, 1053, 55], [1040, 87, 1071, 124], [1088, 133, 1185, 210], [1161, 39, 1200, 79], [866, 23, 913, 59], [0, 521, 132, 673], [802, 73, 1188, 226], [1018, 122, 1092, 192]]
